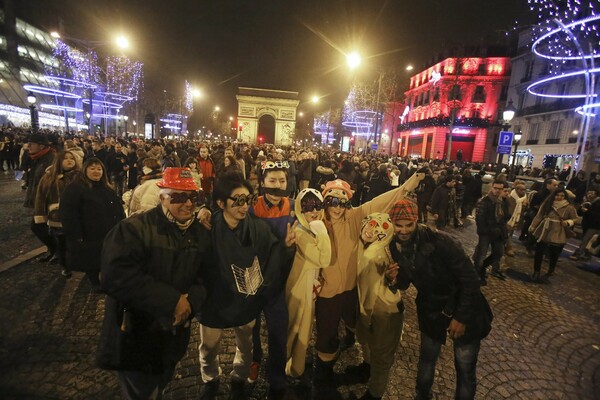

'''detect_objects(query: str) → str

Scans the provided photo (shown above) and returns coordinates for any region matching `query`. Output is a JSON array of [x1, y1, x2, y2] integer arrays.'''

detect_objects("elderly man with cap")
[[388, 199, 493, 400], [97, 167, 211, 400], [24, 133, 56, 262]]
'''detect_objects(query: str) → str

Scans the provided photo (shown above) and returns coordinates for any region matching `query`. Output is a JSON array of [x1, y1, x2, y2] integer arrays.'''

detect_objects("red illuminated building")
[[386, 51, 511, 162]]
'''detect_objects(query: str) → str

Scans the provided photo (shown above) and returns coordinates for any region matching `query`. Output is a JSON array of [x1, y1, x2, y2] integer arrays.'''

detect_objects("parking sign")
[[498, 131, 513, 147], [497, 131, 513, 154]]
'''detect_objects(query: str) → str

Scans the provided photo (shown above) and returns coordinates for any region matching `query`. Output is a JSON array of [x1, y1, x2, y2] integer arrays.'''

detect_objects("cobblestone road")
[[0, 172, 599, 399]]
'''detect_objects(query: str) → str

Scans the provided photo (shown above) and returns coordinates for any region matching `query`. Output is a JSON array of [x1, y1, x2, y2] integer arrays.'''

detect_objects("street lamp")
[[132, 119, 137, 135], [124, 115, 129, 137], [27, 91, 39, 133], [511, 131, 523, 177], [311, 96, 320, 104], [497, 100, 517, 173], [346, 52, 362, 70]]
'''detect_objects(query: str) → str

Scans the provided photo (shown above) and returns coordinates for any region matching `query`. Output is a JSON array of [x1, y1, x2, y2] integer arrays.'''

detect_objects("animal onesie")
[[356, 213, 404, 399], [285, 189, 331, 377], [317, 173, 423, 362]]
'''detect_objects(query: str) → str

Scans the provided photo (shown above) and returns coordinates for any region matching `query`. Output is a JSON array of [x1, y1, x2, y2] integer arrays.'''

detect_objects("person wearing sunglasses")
[[197, 171, 295, 400], [313, 173, 424, 399], [247, 160, 297, 399], [285, 188, 331, 382], [98, 167, 211, 399]]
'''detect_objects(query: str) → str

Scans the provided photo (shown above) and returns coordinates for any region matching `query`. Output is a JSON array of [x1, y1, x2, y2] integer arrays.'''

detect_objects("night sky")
[[14, 0, 530, 115]]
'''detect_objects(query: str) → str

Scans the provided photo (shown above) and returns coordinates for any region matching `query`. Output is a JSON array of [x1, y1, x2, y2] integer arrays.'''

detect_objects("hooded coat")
[[285, 189, 331, 377]]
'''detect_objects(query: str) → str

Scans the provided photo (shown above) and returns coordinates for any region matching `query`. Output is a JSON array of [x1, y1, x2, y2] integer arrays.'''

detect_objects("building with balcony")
[[387, 48, 511, 162], [506, 29, 596, 170]]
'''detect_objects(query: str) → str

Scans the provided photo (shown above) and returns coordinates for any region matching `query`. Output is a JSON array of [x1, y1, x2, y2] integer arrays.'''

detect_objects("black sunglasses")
[[229, 193, 259, 207], [300, 200, 323, 213], [324, 197, 352, 209], [169, 191, 205, 205]]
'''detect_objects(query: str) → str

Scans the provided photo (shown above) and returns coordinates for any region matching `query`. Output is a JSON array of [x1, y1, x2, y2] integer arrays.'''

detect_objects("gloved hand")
[[309, 220, 328, 236]]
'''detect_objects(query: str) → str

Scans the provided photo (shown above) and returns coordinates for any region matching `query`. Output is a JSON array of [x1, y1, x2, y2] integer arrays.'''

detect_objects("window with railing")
[[472, 86, 486, 103], [449, 84, 462, 101], [546, 120, 562, 144], [526, 123, 540, 144]]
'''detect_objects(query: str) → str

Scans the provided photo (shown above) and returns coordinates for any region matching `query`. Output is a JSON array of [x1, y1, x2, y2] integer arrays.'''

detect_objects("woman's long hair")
[[47, 150, 80, 183], [538, 188, 568, 217], [76, 157, 113, 190]]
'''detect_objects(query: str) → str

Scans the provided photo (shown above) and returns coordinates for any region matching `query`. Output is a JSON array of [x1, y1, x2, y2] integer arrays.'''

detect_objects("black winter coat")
[[24, 149, 55, 208], [97, 206, 210, 373], [392, 226, 492, 344], [475, 195, 508, 240], [60, 180, 125, 272]]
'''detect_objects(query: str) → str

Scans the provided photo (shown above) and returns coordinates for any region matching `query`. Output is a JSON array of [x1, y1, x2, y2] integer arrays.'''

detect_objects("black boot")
[[344, 361, 370, 383], [339, 328, 355, 350], [199, 379, 219, 400], [312, 358, 341, 400], [359, 390, 382, 400]]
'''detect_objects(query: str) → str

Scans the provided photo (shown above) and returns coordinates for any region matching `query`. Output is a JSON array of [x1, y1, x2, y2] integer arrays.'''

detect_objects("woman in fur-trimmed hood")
[[285, 188, 331, 378]]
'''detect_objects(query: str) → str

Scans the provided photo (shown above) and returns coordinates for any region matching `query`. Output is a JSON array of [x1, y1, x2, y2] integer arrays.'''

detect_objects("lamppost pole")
[[124, 115, 129, 138], [27, 92, 39, 133], [497, 100, 516, 175], [511, 131, 522, 179], [372, 71, 383, 152]]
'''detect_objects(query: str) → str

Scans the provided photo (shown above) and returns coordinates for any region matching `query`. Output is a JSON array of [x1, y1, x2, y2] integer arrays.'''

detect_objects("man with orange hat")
[[388, 199, 492, 400], [98, 167, 211, 399]]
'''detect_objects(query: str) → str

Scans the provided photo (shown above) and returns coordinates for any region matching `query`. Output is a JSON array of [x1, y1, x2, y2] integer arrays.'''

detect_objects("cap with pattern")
[[389, 199, 418, 222]]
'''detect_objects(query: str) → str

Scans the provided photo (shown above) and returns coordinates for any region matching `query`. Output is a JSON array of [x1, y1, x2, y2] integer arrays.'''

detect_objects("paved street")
[[0, 171, 599, 400]]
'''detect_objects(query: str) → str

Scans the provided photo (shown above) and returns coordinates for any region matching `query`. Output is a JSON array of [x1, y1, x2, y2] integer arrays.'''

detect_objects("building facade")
[[386, 51, 511, 162], [506, 29, 597, 171], [0, 7, 69, 128]]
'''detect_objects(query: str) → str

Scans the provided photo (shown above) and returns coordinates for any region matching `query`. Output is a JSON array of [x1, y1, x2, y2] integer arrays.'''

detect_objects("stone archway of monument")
[[236, 88, 299, 145]]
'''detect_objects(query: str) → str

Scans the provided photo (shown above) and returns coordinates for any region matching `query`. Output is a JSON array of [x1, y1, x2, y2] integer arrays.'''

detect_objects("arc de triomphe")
[[236, 87, 299, 145]]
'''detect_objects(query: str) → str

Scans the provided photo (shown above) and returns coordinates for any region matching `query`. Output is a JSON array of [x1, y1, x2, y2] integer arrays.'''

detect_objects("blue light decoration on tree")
[[47, 39, 100, 86], [184, 80, 194, 114], [526, 0, 599, 172], [106, 55, 144, 101]]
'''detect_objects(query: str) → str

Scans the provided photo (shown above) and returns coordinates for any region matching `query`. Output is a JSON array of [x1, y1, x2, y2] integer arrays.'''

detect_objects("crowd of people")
[[9, 125, 600, 400]]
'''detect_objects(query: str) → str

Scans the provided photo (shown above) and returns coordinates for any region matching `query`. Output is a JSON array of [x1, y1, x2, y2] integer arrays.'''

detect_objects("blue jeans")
[[472, 234, 504, 276], [416, 333, 480, 400]]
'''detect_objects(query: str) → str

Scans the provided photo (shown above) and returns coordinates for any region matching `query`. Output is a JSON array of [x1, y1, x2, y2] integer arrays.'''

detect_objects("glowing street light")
[[116, 36, 129, 49], [347, 51, 362, 70], [229, 116, 234, 121], [406, 65, 414, 71], [192, 89, 202, 98], [50, 31, 60, 39], [214, 106, 220, 112], [311, 96, 320, 104], [298, 112, 304, 117]]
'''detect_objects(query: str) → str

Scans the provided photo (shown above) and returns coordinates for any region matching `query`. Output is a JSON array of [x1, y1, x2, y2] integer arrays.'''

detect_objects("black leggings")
[[533, 241, 564, 273]]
